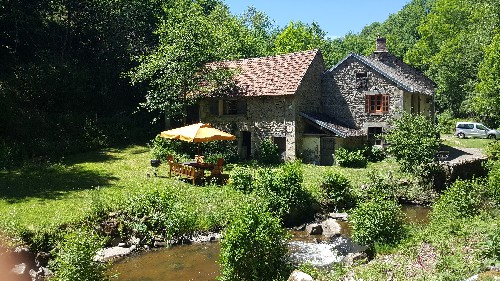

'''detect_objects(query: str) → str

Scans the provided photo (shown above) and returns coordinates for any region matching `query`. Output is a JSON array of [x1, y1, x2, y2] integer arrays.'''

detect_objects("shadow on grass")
[[0, 164, 118, 203]]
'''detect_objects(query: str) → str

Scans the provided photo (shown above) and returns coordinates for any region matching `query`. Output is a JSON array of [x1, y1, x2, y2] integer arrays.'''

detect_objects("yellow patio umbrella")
[[160, 123, 236, 155]]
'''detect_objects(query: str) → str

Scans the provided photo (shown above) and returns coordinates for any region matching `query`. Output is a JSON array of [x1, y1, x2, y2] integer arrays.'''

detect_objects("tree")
[[385, 112, 441, 174], [273, 21, 326, 54], [128, 0, 259, 123], [469, 31, 500, 126], [405, 0, 500, 115]]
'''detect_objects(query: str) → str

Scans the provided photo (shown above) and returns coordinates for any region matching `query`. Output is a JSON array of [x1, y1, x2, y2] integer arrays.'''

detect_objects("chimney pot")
[[376, 37, 387, 52]]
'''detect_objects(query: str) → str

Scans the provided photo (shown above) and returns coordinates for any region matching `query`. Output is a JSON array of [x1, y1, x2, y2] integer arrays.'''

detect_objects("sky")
[[223, 0, 412, 38]]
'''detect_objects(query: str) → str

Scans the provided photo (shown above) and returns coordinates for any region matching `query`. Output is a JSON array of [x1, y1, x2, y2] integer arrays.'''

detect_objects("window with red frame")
[[365, 94, 389, 113]]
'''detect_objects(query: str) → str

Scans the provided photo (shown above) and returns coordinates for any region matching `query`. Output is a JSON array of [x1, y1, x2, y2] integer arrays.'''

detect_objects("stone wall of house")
[[199, 51, 325, 161], [294, 52, 325, 157], [322, 57, 404, 131], [199, 96, 296, 159]]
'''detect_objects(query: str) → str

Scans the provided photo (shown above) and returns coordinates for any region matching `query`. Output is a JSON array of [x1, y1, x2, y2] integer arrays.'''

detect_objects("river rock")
[[328, 212, 348, 221], [96, 245, 137, 261], [11, 262, 27, 275], [342, 252, 368, 266], [287, 270, 314, 281], [305, 223, 323, 235], [321, 218, 342, 237]]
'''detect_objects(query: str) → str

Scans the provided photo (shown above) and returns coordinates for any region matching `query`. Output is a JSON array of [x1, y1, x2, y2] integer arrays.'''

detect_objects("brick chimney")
[[375, 37, 387, 52]]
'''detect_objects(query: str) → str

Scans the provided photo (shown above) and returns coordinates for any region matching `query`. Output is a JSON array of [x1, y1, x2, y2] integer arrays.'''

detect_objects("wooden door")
[[320, 137, 335, 166]]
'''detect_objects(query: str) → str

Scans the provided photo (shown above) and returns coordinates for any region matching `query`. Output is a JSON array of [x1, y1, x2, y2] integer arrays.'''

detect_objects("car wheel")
[[458, 132, 465, 139], [488, 134, 497, 140]]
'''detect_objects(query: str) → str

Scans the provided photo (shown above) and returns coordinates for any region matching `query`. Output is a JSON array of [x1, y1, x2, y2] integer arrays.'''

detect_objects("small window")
[[356, 72, 368, 89], [223, 99, 246, 115], [223, 100, 237, 115], [365, 94, 389, 113], [368, 127, 383, 145], [208, 100, 219, 116]]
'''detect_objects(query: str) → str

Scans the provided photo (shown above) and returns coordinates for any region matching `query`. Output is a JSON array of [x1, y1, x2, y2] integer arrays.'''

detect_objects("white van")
[[455, 122, 499, 139]]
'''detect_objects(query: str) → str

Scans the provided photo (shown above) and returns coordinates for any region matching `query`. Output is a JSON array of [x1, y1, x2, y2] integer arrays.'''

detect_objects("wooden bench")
[[168, 161, 203, 185]]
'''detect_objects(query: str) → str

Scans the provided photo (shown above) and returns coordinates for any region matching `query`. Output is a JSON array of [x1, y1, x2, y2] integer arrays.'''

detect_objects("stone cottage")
[[197, 38, 436, 165]]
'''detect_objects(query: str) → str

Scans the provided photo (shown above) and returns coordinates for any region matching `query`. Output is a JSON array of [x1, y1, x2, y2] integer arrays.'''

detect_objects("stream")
[[109, 205, 430, 281]]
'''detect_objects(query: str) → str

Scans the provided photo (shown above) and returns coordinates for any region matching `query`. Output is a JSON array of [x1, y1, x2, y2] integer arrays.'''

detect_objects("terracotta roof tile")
[[208, 50, 320, 97]]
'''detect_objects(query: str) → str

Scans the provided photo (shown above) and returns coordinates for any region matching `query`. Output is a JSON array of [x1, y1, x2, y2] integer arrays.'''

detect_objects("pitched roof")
[[328, 52, 435, 96], [300, 112, 366, 138], [207, 49, 321, 97]]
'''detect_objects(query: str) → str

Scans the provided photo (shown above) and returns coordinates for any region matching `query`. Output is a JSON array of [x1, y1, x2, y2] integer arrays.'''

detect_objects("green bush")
[[321, 170, 355, 210], [218, 203, 291, 281], [149, 135, 188, 161], [485, 140, 500, 161], [385, 112, 441, 174], [487, 161, 500, 204], [350, 198, 405, 245], [335, 147, 367, 168], [437, 110, 460, 134], [49, 229, 108, 281], [119, 189, 197, 243], [229, 166, 254, 193], [203, 140, 239, 164], [431, 179, 489, 225], [255, 138, 281, 165], [253, 161, 313, 225], [363, 145, 386, 162]]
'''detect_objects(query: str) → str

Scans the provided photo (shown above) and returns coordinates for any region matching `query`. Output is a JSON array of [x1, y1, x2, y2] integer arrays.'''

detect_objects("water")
[[401, 204, 431, 224], [110, 205, 431, 280], [110, 243, 220, 281]]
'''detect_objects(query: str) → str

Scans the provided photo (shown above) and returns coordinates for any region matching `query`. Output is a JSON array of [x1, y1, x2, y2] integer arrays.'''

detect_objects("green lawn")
[[0, 146, 250, 239], [0, 145, 403, 242], [441, 134, 497, 149]]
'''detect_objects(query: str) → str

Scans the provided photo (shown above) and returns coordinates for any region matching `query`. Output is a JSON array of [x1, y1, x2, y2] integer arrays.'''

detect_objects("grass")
[[0, 145, 248, 240], [0, 145, 404, 243], [441, 134, 497, 149]]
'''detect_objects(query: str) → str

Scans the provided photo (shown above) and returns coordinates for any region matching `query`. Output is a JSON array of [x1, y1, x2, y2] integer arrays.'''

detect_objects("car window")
[[465, 124, 474, 129], [477, 124, 487, 130]]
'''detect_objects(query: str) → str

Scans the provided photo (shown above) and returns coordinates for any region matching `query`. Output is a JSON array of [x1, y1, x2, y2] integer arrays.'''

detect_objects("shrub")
[[49, 229, 108, 281], [229, 166, 254, 193], [335, 147, 367, 168], [363, 145, 386, 162], [431, 179, 489, 225], [149, 135, 185, 161], [119, 189, 197, 243], [321, 170, 355, 210], [385, 112, 441, 174], [487, 161, 500, 204], [203, 140, 239, 164], [255, 138, 281, 165], [350, 198, 405, 245], [437, 110, 459, 134], [253, 161, 313, 225], [218, 203, 291, 281], [485, 140, 500, 161], [357, 171, 397, 201]]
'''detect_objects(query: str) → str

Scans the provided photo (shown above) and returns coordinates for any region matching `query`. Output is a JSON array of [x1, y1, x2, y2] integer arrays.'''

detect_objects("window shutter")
[[237, 100, 247, 114], [365, 95, 369, 113], [382, 95, 389, 112]]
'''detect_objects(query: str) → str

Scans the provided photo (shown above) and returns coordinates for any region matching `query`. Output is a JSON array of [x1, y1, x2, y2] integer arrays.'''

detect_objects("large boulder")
[[305, 223, 323, 235], [321, 218, 342, 237], [288, 270, 314, 281]]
